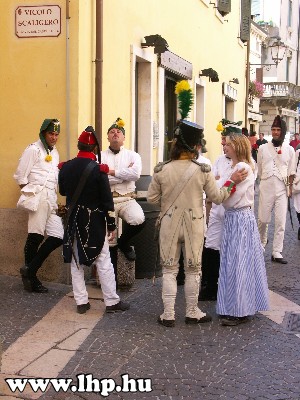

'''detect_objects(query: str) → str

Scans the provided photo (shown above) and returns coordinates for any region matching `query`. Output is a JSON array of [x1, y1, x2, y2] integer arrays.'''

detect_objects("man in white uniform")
[[14, 119, 64, 292], [101, 118, 145, 262], [257, 115, 296, 264]]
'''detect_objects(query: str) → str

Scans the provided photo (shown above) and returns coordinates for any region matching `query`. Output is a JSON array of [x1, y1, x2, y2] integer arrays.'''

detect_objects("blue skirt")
[[216, 207, 269, 317]]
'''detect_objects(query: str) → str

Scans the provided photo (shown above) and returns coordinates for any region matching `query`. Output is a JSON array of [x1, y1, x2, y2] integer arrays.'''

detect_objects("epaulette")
[[58, 161, 66, 170], [154, 160, 171, 173], [192, 159, 211, 172]]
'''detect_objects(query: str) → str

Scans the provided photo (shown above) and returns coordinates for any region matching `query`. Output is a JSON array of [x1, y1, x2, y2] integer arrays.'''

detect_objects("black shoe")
[[157, 316, 175, 327], [32, 283, 49, 293], [185, 313, 212, 324], [119, 246, 136, 261], [77, 302, 91, 314], [271, 256, 288, 264], [105, 301, 130, 313], [220, 316, 249, 326]]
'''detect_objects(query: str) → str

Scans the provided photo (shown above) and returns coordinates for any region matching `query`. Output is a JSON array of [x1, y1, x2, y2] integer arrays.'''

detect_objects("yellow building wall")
[[102, 0, 247, 162], [0, 0, 96, 208]]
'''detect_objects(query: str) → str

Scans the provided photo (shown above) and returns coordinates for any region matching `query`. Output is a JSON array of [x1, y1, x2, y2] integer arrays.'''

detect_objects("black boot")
[[199, 247, 220, 301], [118, 221, 146, 260], [26, 236, 63, 292], [24, 233, 44, 265], [21, 233, 44, 291], [177, 251, 185, 285]]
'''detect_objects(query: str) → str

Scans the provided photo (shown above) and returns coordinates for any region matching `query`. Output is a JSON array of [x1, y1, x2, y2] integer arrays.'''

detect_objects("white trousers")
[[71, 237, 120, 306], [110, 197, 145, 246], [258, 177, 287, 257], [160, 225, 206, 321], [28, 188, 64, 239]]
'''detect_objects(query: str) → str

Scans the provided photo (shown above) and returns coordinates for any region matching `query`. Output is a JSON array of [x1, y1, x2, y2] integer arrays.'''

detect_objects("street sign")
[[15, 5, 61, 38]]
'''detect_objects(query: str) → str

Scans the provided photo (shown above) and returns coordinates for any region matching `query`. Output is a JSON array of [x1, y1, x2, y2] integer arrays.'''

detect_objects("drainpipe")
[[244, 40, 250, 128], [66, 0, 70, 160], [296, 5, 300, 133], [95, 0, 103, 150]]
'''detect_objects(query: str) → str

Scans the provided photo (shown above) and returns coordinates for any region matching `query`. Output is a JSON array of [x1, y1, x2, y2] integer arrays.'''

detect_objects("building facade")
[[251, 0, 300, 141]]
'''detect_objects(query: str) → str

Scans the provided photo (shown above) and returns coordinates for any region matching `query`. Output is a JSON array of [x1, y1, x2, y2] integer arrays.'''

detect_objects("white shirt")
[[212, 154, 232, 178], [220, 162, 254, 210], [257, 142, 296, 181], [197, 154, 212, 167], [197, 154, 212, 201], [14, 140, 59, 191], [101, 147, 142, 195], [293, 149, 300, 213]]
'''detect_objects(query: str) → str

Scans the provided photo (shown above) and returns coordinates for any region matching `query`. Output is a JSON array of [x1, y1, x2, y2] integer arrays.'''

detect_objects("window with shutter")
[[240, 0, 251, 42], [256, 68, 263, 83], [217, 0, 231, 16]]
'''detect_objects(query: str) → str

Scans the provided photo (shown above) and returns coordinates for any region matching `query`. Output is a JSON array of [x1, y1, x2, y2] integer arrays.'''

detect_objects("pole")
[[244, 39, 250, 128], [95, 0, 103, 149]]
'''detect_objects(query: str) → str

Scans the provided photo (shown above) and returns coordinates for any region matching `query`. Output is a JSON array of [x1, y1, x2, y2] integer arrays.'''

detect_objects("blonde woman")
[[216, 134, 269, 326]]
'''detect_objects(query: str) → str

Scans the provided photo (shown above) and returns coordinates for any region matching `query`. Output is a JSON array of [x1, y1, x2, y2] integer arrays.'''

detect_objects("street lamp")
[[269, 38, 287, 66], [250, 37, 287, 70]]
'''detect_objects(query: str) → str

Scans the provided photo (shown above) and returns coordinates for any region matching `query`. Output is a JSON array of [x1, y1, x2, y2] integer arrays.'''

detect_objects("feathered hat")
[[216, 118, 242, 136], [107, 117, 125, 135], [173, 80, 204, 151]]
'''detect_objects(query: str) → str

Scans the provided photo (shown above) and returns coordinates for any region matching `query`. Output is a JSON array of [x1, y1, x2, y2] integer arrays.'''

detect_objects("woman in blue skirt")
[[216, 133, 269, 326]]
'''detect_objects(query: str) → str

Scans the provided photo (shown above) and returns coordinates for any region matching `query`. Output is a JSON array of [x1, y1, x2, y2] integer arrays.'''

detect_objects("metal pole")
[[95, 0, 103, 149], [244, 40, 250, 128]]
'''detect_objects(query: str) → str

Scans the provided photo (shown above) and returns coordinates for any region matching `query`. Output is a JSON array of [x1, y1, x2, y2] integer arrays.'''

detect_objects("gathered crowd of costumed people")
[[14, 80, 297, 327]]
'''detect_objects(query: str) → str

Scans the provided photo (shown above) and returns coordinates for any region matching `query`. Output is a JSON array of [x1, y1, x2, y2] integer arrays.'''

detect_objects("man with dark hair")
[[257, 115, 296, 264], [101, 118, 145, 262], [15, 119, 64, 293], [58, 128, 129, 314], [256, 132, 268, 147]]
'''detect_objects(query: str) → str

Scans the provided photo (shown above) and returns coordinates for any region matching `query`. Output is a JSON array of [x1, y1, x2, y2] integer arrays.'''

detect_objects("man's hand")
[[230, 168, 248, 184], [107, 230, 116, 241], [108, 169, 115, 176]]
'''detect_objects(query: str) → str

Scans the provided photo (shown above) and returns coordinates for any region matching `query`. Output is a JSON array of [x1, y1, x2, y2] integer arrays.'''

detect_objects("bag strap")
[[158, 162, 199, 223], [65, 160, 96, 226], [296, 152, 300, 171]]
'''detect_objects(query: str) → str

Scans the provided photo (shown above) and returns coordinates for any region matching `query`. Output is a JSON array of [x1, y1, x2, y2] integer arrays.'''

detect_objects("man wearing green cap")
[[14, 119, 64, 293]]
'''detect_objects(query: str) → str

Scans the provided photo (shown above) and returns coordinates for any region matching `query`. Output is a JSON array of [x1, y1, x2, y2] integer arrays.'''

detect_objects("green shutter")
[[217, 0, 231, 16], [240, 0, 251, 42]]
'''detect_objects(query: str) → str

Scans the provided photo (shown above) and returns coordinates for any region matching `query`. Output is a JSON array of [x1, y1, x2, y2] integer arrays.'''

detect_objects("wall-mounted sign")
[[15, 5, 61, 38], [159, 51, 193, 79], [222, 83, 237, 101]]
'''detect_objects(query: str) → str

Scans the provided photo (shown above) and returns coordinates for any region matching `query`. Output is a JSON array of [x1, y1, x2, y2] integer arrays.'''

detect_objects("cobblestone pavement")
[[1, 187, 300, 400]]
